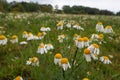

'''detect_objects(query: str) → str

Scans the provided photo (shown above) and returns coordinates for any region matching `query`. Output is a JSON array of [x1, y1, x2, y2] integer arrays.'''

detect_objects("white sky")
[[7, 0, 120, 13]]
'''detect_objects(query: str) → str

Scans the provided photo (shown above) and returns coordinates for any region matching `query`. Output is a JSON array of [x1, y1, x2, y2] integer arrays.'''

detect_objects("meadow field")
[[0, 13, 120, 80]]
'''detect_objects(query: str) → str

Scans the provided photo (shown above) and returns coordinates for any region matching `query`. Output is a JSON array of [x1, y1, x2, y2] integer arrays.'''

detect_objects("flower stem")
[[62, 69, 65, 79], [72, 47, 78, 67]]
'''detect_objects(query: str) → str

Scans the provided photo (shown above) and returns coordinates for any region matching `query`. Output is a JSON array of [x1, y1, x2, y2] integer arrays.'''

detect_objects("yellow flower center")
[[98, 22, 102, 25], [103, 56, 109, 60], [30, 57, 38, 62], [84, 48, 90, 54], [93, 44, 99, 48], [83, 37, 89, 42], [82, 78, 89, 80], [39, 45, 44, 48], [11, 35, 17, 39], [106, 26, 112, 29], [23, 31, 27, 34], [55, 53, 62, 59], [74, 34, 78, 37], [38, 32, 42, 37], [15, 76, 21, 80], [0, 35, 6, 40], [57, 21, 63, 26], [78, 38, 83, 42], [61, 58, 68, 64]]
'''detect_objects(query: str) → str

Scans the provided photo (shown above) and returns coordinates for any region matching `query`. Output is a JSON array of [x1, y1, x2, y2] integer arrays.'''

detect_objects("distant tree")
[[62, 5, 72, 14], [40, 4, 53, 13], [116, 11, 120, 16], [99, 10, 114, 15], [0, 0, 8, 12]]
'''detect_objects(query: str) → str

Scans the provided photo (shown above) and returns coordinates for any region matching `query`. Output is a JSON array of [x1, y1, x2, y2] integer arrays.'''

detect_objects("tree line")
[[0, 0, 120, 15]]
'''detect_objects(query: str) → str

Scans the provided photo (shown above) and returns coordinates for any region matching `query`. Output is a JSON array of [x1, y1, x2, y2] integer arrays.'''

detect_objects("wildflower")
[[76, 38, 84, 49], [14, 76, 23, 80], [100, 56, 112, 64], [27, 32, 34, 41], [26, 57, 39, 66], [84, 48, 98, 62], [73, 23, 84, 30], [0, 35, 7, 45], [57, 21, 63, 30], [60, 58, 71, 71], [37, 43, 47, 54], [88, 43, 100, 55], [20, 41, 27, 45], [104, 26, 113, 33], [10, 35, 18, 44], [96, 22, 104, 32], [37, 32, 44, 39], [40, 27, 51, 32], [54, 53, 62, 65], [22, 31, 28, 38], [66, 22, 71, 28], [73, 33, 80, 40], [91, 34, 99, 41], [58, 34, 65, 43], [45, 43, 54, 50], [33, 35, 39, 40], [82, 78, 89, 80], [83, 37, 89, 47], [84, 48, 91, 62]]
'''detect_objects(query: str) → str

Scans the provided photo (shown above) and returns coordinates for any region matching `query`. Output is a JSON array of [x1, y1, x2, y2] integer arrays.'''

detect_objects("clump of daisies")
[[96, 22, 104, 32], [10, 35, 18, 44], [14, 75, 23, 80], [26, 57, 39, 66], [0, 35, 7, 45], [54, 53, 71, 71], [83, 43, 100, 62]]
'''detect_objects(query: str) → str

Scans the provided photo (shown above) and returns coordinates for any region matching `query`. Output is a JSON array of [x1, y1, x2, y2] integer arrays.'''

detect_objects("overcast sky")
[[7, 0, 120, 13]]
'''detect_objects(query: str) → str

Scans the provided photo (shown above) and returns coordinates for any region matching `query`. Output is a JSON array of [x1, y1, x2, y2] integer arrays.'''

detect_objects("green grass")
[[0, 13, 120, 80]]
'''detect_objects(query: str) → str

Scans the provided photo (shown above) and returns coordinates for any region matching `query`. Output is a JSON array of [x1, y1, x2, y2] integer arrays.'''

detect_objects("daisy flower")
[[66, 22, 71, 28], [22, 31, 28, 38], [57, 21, 63, 30], [27, 32, 34, 41], [14, 76, 23, 80], [40, 27, 51, 32], [73, 34, 80, 40], [45, 43, 54, 50], [58, 34, 65, 43], [20, 41, 27, 45], [73, 23, 84, 31], [37, 32, 44, 39], [100, 56, 112, 64], [84, 48, 98, 62], [37, 43, 47, 54], [26, 57, 39, 66], [104, 26, 113, 33], [0, 35, 7, 45], [54, 53, 62, 65], [96, 22, 104, 32], [60, 58, 71, 71], [88, 43, 100, 55], [83, 37, 89, 47], [76, 38, 84, 49], [10, 35, 18, 44]]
